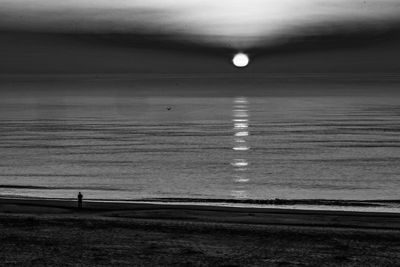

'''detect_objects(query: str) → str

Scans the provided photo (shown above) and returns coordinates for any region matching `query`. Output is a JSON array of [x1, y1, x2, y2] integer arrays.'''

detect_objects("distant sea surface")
[[1, 84, 400, 211]]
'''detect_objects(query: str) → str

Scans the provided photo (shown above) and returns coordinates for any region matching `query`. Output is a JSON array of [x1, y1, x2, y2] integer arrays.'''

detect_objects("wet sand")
[[1, 197, 400, 266]]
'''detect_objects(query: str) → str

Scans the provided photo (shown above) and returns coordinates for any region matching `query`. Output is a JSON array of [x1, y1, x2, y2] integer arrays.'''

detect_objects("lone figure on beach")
[[77, 192, 83, 209]]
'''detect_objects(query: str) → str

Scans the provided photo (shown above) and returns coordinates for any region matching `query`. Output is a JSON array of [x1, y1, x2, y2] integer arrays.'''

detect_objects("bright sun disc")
[[232, 53, 249, 67]]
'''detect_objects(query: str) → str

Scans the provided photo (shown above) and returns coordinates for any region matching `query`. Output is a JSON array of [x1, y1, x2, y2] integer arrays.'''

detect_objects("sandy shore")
[[1, 197, 400, 266]]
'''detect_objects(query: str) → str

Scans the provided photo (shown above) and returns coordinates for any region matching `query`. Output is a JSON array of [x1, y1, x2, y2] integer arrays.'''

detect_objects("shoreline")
[[2, 197, 400, 230], [1, 195, 400, 213]]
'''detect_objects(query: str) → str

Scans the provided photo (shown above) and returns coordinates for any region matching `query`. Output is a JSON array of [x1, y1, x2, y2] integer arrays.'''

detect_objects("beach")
[[1, 198, 400, 266]]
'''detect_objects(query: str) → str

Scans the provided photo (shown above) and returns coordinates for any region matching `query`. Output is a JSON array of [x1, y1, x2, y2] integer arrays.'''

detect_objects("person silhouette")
[[77, 192, 83, 209]]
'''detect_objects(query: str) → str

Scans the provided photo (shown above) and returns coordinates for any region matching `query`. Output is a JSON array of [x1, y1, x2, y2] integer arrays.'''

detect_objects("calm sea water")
[[0, 91, 400, 208]]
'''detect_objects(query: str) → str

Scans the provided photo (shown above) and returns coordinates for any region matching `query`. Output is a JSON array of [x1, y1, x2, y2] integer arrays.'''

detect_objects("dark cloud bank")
[[1, 25, 400, 74]]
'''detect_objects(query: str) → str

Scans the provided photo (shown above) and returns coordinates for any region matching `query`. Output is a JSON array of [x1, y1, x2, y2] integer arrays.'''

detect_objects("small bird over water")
[[167, 106, 172, 111]]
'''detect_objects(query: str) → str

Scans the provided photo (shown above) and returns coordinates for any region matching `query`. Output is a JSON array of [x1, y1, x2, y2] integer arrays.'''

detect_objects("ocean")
[[1, 82, 399, 211]]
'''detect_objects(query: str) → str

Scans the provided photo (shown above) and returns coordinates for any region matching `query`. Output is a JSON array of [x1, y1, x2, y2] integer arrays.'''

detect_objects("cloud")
[[1, 0, 400, 49]]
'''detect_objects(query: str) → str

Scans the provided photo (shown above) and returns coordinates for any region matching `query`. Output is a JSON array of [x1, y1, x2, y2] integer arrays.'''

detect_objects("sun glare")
[[232, 53, 249, 68]]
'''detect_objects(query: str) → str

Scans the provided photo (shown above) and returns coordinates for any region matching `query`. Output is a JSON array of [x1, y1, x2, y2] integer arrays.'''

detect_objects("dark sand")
[[1, 198, 400, 266]]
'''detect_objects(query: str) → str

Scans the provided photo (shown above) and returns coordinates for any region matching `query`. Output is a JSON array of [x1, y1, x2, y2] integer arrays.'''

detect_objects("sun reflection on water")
[[231, 97, 250, 199]]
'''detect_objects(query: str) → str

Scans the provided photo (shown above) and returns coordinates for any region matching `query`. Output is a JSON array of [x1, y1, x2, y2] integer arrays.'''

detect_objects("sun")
[[232, 53, 249, 68]]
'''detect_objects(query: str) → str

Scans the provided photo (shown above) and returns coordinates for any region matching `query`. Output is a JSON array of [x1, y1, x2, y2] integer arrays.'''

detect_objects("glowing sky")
[[1, 0, 400, 49]]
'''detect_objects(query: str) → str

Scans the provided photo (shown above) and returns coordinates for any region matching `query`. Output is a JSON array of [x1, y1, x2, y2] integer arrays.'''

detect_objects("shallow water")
[[0, 91, 399, 208]]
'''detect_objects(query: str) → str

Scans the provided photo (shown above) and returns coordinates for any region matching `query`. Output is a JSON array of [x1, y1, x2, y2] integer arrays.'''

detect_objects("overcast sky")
[[1, 0, 400, 74]]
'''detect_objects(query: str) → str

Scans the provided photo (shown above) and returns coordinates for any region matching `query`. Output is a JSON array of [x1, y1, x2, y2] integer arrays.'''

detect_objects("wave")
[[0, 184, 122, 191], [124, 197, 400, 207]]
